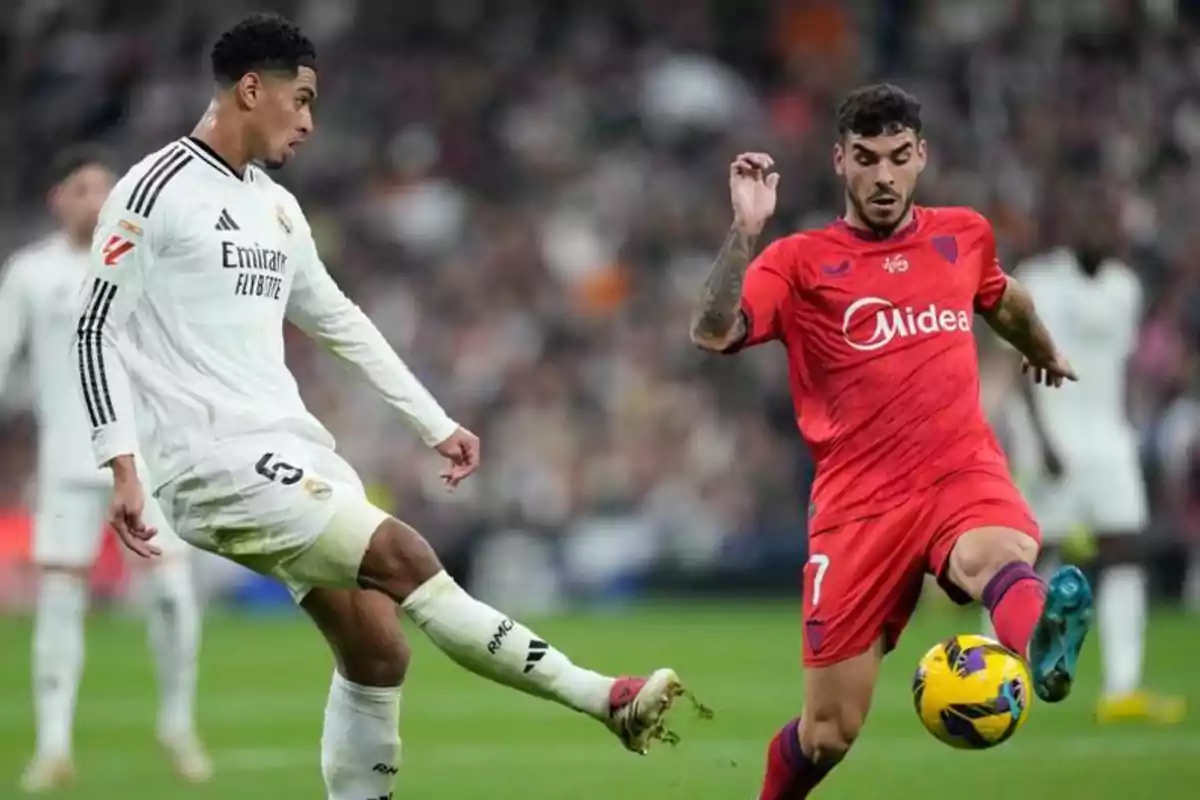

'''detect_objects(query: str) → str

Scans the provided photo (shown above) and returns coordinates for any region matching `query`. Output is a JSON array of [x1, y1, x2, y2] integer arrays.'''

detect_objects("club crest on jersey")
[[932, 235, 958, 264], [275, 204, 293, 235], [882, 254, 909, 274], [101, 234, 135, 267]]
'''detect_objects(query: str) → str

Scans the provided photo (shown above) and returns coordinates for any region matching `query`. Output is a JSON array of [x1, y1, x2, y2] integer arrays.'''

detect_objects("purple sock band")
[[779, 717, 804, 769], [982, 561, 1041, 611]]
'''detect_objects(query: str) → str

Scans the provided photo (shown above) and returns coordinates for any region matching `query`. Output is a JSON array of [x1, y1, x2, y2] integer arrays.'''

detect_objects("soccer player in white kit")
[[997, 199, 1185, 724], [72, 14, 691, 799], [0, 147, 211, 792]]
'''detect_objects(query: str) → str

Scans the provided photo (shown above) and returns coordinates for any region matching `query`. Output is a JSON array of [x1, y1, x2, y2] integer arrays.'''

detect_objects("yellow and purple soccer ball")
[[912, 634, 1032, 750]]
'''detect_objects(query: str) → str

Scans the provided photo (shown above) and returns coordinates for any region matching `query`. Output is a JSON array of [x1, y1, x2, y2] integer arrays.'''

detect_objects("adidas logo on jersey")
[[215, 209, 240, 231], [842, 297, 971, 352]]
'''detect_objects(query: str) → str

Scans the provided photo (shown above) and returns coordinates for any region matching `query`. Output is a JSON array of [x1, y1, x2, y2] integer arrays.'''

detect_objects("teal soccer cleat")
[[1028, 565, 1093, 703]]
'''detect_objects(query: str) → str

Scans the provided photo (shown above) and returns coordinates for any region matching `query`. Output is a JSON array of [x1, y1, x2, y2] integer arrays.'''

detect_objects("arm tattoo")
[[692, 225, 757, 341], [986, 280, 1055, 362]]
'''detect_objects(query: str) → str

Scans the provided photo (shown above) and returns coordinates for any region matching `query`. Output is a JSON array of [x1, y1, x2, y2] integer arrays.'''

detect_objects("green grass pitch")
[[0, 601, 1196, 797]]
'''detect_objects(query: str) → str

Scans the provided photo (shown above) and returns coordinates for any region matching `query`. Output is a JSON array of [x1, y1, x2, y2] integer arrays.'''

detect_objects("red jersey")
[[733, 206, 1012, 529]]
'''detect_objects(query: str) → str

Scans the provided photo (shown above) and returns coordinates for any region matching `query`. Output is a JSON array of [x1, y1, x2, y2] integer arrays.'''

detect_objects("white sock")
[[143, 558, 202, 741], [32, 571, 88, 758], [321, 671, 402, 800], [401, 571, 613, 718], [1097, 564, 1147, 696]]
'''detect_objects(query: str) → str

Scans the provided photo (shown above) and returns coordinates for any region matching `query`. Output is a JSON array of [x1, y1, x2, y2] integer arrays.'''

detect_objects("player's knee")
[[801, 706, 865, 765], [952, 527, 1038, 584], [357, 518, 444, 601], [337, 634, 411, 688]]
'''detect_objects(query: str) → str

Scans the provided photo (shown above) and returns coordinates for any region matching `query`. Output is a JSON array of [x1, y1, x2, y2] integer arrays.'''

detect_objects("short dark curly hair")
[[836, 84, 922, 139], [210, 12, 316, 87]]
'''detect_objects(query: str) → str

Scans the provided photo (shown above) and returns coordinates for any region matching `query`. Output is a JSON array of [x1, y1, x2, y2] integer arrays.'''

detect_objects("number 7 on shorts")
[[808, 553, 830, 608]]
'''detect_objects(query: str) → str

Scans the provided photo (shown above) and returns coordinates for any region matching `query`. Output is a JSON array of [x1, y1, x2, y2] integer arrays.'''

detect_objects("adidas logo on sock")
[[523, 639, 548, 674], [215, 208, 240, 231]]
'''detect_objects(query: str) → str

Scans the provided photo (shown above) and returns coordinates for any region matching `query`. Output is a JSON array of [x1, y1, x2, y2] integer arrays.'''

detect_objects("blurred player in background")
[[998, 191, 1186, 724], [0, 147, 209, 792], [690, 85, 1091, 799], [71, 14, 689, 800]]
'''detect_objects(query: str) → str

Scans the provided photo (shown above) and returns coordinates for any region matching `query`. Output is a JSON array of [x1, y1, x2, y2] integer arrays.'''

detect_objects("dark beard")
[[846, 189, 914, 238]]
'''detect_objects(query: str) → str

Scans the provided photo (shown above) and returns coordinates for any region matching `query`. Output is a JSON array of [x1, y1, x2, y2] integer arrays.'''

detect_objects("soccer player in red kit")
[[689, 84, 1094, 798]]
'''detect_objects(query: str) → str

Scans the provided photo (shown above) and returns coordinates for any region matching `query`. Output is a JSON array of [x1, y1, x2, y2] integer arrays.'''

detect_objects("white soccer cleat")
[[19, 754, 74, 794], [160, 733, 214, 784], [605, 668, 689, 755]]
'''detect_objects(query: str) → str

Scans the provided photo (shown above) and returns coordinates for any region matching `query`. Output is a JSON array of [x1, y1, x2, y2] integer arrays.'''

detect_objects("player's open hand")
[[730, 152, 780, 235], [434, 426, 480, 490], [1022, 353, 1077, 388], [109, 475, 161, 559]]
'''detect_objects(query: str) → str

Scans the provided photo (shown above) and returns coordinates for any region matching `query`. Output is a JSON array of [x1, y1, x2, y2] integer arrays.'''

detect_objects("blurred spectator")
[[1, 0, 1200, 600]]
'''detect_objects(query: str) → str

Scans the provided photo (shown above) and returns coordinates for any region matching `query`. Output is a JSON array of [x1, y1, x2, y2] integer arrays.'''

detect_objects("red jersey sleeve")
[[726, 238, 796, 352], [973, 216, 1009, 313]]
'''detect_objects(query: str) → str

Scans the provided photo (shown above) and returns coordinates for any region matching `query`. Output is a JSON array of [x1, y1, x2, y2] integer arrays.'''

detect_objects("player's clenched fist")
[[729, 152, 780, 235]]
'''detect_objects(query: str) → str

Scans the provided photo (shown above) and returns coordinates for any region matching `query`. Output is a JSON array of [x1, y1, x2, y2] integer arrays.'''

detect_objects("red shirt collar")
[[833, 207, 923, 243]]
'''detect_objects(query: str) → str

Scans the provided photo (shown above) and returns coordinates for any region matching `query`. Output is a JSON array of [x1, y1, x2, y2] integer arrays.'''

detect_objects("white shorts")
[[34, 481, 186, 568], [1023, 449, 1149, 538], [155, 433, 389, 602]]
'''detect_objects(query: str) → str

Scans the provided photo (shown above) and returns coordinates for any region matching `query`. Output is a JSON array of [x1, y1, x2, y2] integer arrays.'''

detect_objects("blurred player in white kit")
[[71, 13, 690, 800], [995, 194, 1185, 724], [0, 147, 210, 792]]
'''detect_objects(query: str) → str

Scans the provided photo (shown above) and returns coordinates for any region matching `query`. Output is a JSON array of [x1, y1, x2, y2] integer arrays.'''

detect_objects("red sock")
[[758, 718, 834, 800], [983, 561, 1046, 657]]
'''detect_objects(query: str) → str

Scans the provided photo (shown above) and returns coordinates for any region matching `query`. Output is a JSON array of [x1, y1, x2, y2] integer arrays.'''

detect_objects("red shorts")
[[801, 469, 1040, 668]]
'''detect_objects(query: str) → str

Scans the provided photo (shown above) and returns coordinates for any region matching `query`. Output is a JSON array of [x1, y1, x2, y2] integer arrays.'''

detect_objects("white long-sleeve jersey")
[[72, 136, 459, 491], [0, 234, 110, 486]]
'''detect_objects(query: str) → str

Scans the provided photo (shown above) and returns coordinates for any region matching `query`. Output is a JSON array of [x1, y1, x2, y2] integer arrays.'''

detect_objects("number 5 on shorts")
[[255, 452, 305, 486], [808, 553, 830, 608]]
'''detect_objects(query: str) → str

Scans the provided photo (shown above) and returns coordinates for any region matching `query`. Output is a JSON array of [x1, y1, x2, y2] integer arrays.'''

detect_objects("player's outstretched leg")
[[947, 527, 1093, 703], [357, 517, 694, 754], [141, 557, 211, 783], [303, 589, 407, 800], [22, 567, 87, 793], [758, 644, 881, 799]]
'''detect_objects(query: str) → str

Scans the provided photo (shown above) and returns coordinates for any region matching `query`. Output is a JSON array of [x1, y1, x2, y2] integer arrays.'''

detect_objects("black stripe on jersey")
[[181, 136, 243, 180], [77, 279, 118, 427], [126, 147, 182, 214], [93, 282, 118, 422], [129, 147, 188, 216], [75, 282, 103, 428], [142, 154, 192, 217]]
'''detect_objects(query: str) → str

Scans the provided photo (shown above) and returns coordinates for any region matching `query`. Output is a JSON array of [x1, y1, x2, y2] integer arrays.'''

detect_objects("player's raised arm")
[[285, 229, 477, 485], [690, 152, 781, 353]]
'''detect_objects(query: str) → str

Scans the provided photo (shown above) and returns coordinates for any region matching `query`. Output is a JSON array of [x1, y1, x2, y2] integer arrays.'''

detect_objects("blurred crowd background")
[[1, 0, 1199, 611]]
